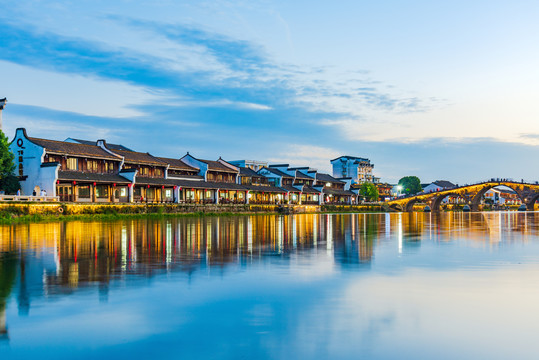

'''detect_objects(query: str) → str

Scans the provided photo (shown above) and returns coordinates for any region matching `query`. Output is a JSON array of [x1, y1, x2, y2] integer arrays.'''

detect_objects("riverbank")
[[0, 202, 385, 224]]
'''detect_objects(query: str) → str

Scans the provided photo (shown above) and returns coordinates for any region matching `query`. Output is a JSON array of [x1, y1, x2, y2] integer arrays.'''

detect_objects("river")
[[1, 212, 539, 359]]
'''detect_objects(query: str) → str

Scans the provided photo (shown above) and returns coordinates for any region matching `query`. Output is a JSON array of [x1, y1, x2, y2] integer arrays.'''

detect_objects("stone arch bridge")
[[387, 181, 539, 212]]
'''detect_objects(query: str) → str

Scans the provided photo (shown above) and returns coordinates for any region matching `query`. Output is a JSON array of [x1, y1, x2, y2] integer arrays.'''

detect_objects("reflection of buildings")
[[0, 216, 384, 296], [1, 211, 538, 331]]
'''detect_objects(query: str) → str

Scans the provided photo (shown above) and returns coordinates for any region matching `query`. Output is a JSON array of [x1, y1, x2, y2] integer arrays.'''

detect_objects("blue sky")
[[1, 0, 539, 183]]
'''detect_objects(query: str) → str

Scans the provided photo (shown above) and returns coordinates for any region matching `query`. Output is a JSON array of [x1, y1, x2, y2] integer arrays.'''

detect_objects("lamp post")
[[0, 98, 6, 132]]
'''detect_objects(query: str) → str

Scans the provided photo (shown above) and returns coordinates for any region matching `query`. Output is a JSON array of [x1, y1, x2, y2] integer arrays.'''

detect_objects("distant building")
[[228, 160, 267, 172], [423, 180, 456, 193], [330, 156, 377, 184], [484, 188, 521, 205]]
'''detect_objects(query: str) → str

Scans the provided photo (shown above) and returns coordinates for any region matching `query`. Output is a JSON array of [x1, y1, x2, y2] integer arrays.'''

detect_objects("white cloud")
[[0, 61, 161, 118]]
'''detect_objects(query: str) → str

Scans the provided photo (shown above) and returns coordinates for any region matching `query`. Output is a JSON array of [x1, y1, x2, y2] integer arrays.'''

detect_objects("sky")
[[1, 0, 539, 183]]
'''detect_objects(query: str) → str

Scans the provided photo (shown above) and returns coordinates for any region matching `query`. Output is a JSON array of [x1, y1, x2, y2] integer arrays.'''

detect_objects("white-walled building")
[[330, 155, 377, 184]]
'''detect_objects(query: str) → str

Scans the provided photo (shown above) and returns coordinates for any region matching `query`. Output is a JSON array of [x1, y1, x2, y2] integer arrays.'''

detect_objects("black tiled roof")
[[198, 158, 239, 173], [239, 167, 260, 177], [431, 180, 455, 188], [112, 149, 167, 166], [302, 186, 321, 194], [281, 185, 301, 193], [260, 167, 294, 178], [29, 138, 121, 160], [157, 157, 199, 171], [323, 188, 356, 196], [166, 174, 204, 181], [58, 171, 131, 184], [316, 173, 344, 184], [70, 139, 133, 151], [294, 171, 314, 180], [134, 177, 178, 186]]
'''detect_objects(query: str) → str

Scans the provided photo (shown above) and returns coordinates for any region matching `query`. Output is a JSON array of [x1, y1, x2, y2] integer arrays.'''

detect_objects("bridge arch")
[[471, 183, 525, 211], [526, 193, 539, 210], [404, 198, 421, 212], [432, 193, 457, 212]]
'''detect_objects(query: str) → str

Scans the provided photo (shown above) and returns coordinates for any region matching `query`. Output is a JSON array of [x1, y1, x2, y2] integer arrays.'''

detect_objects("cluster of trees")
[[0, 130, 19, 194], [358, 175, 422, 202], [358, 182, 379, 202], [397, 176, 422, 195]]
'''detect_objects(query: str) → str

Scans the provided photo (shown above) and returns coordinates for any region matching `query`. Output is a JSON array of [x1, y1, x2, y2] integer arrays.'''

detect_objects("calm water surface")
[[2, 212, 539, 359]]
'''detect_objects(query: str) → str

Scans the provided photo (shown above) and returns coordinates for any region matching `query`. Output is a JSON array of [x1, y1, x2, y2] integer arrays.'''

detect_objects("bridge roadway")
[[387, 181, 539, 212]]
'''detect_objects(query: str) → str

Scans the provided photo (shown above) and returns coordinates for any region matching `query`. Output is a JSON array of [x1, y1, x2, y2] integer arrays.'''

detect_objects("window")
[[165, 189, 172, 198], [120, 187, 127, 197], [87, 160, 98, 172], [105, 162, 115, 173], [95, 185, 108, 198], [66, 158, 78, 170], [79, 186, 91, 198], [155, 168, 163, 177], [205, 190, 213, 198]]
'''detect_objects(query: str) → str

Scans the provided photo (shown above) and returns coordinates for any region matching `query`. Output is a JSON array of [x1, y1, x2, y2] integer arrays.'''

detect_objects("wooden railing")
[[0, 195, 59, 202]]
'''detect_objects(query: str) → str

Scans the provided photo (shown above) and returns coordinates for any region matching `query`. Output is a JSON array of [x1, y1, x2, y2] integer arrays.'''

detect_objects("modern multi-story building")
[[330, 155, 377, 184]]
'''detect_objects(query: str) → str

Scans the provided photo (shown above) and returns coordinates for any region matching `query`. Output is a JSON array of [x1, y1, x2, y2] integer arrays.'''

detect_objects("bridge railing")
[[389, 179, 539, 201]]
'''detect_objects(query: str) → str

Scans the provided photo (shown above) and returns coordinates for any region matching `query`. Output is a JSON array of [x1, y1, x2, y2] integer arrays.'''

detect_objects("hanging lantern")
[[93, 182, 96, 186], [162, 185, 165, 189], [147, 184, 150, 188], [73, 181, 76, 185]]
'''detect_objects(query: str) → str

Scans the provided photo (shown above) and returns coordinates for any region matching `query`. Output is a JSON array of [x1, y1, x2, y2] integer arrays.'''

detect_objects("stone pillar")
[[215, 189, 220, 204], [174, 187, 180, 203]]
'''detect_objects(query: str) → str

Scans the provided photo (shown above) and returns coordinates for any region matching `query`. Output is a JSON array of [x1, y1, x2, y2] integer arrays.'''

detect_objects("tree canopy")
[[0, 130, 19, 194], [359, 182, 379, 202], [398, 176, 422, 195]]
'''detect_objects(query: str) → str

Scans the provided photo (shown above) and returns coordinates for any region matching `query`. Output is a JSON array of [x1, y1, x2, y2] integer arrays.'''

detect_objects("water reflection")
[[1, 212, 539, 358]]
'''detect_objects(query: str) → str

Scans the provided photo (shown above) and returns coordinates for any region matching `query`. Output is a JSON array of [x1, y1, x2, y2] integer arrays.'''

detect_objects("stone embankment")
[[0, 202, 385, 222]]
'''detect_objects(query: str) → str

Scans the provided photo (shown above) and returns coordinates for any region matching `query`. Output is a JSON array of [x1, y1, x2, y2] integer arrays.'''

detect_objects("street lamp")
[[0, 97, 6, 131]]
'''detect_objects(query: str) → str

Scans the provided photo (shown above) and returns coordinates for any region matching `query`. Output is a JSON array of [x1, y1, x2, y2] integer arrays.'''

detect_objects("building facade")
[[330, 156, 377, 184]]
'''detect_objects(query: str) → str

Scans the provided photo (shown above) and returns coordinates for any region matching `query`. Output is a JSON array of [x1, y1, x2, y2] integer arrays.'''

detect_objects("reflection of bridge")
[[387, 181, 539, 212]]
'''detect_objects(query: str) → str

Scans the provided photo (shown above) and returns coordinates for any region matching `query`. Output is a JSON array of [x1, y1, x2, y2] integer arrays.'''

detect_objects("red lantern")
[[147, 184, 150, 188], [162, 185, 165, 189], [57, 180, 60, 184], [93, 182, 96, 186], [128, 183, 132, 188], [113, 183, 116, 187], [73, 181, 77, 185], [173, 186, 177, 189]]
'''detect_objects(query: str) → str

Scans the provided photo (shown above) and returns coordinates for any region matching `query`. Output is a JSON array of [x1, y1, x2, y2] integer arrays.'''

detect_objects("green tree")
[[398, 176, 422, 195], [0, 130, 19, 194], [359, 182, 379, 202]]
